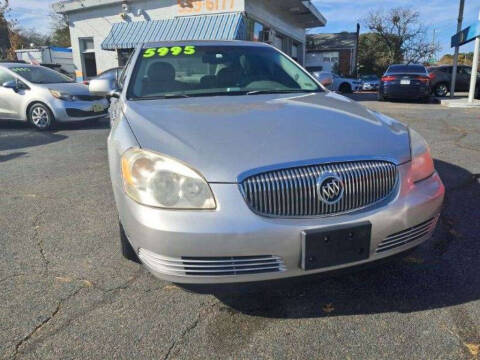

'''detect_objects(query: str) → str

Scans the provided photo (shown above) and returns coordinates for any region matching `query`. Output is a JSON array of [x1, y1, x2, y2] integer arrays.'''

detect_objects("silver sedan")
[[90, 41, 445, 284], [0, 63, 109, 130]]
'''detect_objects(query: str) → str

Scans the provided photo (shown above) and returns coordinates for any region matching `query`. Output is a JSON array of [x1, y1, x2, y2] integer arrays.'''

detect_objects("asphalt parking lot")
[[1, 93, 479, 360]]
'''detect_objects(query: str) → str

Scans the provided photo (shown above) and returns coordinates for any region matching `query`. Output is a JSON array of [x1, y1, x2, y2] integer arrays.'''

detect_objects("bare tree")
[[364, 7, 440, 65]]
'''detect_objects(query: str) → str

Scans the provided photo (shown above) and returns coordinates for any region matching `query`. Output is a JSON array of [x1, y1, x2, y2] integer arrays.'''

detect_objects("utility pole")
[[451, 0, 465, 98], [468, 9, 480, 102], [355, 23, 360, 78]]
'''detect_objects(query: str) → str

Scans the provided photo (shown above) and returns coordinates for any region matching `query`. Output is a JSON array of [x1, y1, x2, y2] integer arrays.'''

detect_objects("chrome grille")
[[139, 249, 286, 277], [240, 160, 398, 217], [376, 217, 438, 253]]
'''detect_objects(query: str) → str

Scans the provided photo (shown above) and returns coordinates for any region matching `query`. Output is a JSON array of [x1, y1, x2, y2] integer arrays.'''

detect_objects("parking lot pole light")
[[451, 0, 465, 98], [468, 9, 480, 103]]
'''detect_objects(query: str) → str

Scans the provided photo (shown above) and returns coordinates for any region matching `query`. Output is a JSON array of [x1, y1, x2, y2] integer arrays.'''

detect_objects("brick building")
[[305, 32, 358, 76]]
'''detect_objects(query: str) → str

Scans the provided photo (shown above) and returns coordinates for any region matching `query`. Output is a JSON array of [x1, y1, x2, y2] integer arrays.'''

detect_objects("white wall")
[[65, 0, 311, 79], [245, 0, 305, 43], [67, 0, 247, 79]]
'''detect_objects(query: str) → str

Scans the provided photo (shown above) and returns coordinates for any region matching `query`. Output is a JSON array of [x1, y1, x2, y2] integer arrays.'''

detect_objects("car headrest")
[[147, 62, 175, 83]]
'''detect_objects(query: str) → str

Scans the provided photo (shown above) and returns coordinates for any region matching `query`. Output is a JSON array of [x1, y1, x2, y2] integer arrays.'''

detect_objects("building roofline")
[[52, 0, 123, 13], [301, 1, 326, 27], [53, 0, 327, 28]]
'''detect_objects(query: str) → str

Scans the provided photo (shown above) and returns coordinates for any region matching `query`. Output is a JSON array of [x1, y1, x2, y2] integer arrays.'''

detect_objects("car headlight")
[[120, 148, 216, 209], [409, 128, 435, 183], [49, 89, 77, 101]]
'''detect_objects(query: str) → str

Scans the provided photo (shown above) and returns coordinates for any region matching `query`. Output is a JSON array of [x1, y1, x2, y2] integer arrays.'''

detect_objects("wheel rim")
[[436, 84, 448, 97], [31, 107, 50, 128]]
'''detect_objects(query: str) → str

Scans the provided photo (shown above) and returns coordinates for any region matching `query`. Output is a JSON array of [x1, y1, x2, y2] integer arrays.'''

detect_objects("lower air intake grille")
[[376, 217, 439, 253], [139, 249, 286, 277]]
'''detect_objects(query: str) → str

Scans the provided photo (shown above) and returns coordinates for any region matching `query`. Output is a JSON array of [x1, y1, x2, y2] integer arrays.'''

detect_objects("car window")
[[0, 68, 15, 85], [128, 45, 320, 99], [387, 65, 427, 74], [98, 68, 116, 79], [9, 66, 73, 84], [459, 67, 472, 76]]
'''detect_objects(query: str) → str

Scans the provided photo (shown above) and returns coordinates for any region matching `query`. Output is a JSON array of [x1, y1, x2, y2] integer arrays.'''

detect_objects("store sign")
[[451, 21, 480, 47], [177, 0, 238, 14]]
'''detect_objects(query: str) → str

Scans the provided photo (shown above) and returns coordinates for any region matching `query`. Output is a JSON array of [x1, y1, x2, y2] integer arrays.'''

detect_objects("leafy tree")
[[0, 0, 11, 59], [50, 13, 71, 47], [357, 33, 391, 76], [363, 7, 440, 66], [438, 53, 475, 66]]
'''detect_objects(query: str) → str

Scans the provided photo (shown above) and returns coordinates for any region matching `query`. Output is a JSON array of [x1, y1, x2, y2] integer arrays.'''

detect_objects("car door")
[[0, 68, 20, 119], [0, 69, 29, 120], [456, 67, 471, 91]]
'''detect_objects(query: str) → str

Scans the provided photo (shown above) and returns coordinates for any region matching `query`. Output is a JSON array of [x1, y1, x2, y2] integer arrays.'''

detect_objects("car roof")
[[0, 62, 37, 69], [141, 40, 272, 49], [388, 64, 425, 67]]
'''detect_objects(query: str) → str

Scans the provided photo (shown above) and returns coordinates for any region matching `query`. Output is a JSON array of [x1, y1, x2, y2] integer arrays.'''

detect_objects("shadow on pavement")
[[54, 117, 110, 131], [0, 118, 109, 158], [181, 160, 480, 319], [0, 152, 28, 163], [0, 121, 68, 154]]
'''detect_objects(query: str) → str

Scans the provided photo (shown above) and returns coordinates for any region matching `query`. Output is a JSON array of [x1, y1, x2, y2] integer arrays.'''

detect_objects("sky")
[[6, 0, 480, 57]]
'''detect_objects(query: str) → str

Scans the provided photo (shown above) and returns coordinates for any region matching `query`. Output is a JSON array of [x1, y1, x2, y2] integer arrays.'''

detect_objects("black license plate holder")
[[301, 222, 371, 270]]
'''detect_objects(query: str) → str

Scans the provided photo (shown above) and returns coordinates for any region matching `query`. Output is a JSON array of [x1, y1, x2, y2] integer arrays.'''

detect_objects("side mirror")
[[313, 72, 333, 88], [2, 80, 18, 91], [89, 79, 116, 96]]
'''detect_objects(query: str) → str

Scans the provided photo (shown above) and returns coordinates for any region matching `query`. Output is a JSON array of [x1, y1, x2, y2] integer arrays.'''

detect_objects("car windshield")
[[10, 66, 74, 84], [387, 65, 426, 74], [128, 45, 321, 99], [361, 75, 378, 81]]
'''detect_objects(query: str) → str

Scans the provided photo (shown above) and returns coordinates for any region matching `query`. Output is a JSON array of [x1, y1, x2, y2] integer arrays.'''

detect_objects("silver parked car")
[[90, 41, 444, 284], [0, 63, 109, 130]]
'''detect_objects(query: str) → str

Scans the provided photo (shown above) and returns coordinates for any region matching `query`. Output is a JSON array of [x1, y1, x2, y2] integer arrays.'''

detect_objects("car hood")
[[37, 82, 90, 95], [124, 92, 410, 183]]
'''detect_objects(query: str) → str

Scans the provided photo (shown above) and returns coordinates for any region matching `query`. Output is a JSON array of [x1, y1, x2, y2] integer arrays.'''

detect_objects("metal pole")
[[355, 23, 360, 78], [451, 0, 465, 98], [468, 9, 480, 102]]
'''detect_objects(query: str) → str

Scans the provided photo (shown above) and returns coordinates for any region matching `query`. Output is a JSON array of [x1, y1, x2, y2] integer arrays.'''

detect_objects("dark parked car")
[[378, 64, 431, 102], [428, 65, 480, 98]]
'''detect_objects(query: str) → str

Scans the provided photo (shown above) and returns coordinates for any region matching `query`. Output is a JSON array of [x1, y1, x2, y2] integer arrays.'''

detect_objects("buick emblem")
[[316, 173, 344, 205]]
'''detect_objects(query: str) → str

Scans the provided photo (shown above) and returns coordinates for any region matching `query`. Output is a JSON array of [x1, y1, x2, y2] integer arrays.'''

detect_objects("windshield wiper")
[[246, 89, 319, 95]]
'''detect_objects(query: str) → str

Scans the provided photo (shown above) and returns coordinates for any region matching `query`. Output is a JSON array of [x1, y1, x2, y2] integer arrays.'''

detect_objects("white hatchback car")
[[0, 63, 109, 130]]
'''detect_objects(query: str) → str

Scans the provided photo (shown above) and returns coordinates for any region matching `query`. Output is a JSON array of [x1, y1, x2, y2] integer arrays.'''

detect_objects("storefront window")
[[247, 19, 265, 42]]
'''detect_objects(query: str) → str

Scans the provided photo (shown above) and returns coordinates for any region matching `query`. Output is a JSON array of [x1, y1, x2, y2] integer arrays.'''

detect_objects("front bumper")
[[117, 163, 444, 284], [50, 98, 110, 122]]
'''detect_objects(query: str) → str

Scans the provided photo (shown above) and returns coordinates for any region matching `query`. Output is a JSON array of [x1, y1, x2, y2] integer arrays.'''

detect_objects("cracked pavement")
[[0, 95, 479, 359]]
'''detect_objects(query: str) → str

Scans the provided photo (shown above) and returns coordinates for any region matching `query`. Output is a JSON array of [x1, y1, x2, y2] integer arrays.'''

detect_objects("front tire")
[[28, 103, 54, 131], [339, 83, 352, 94]]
